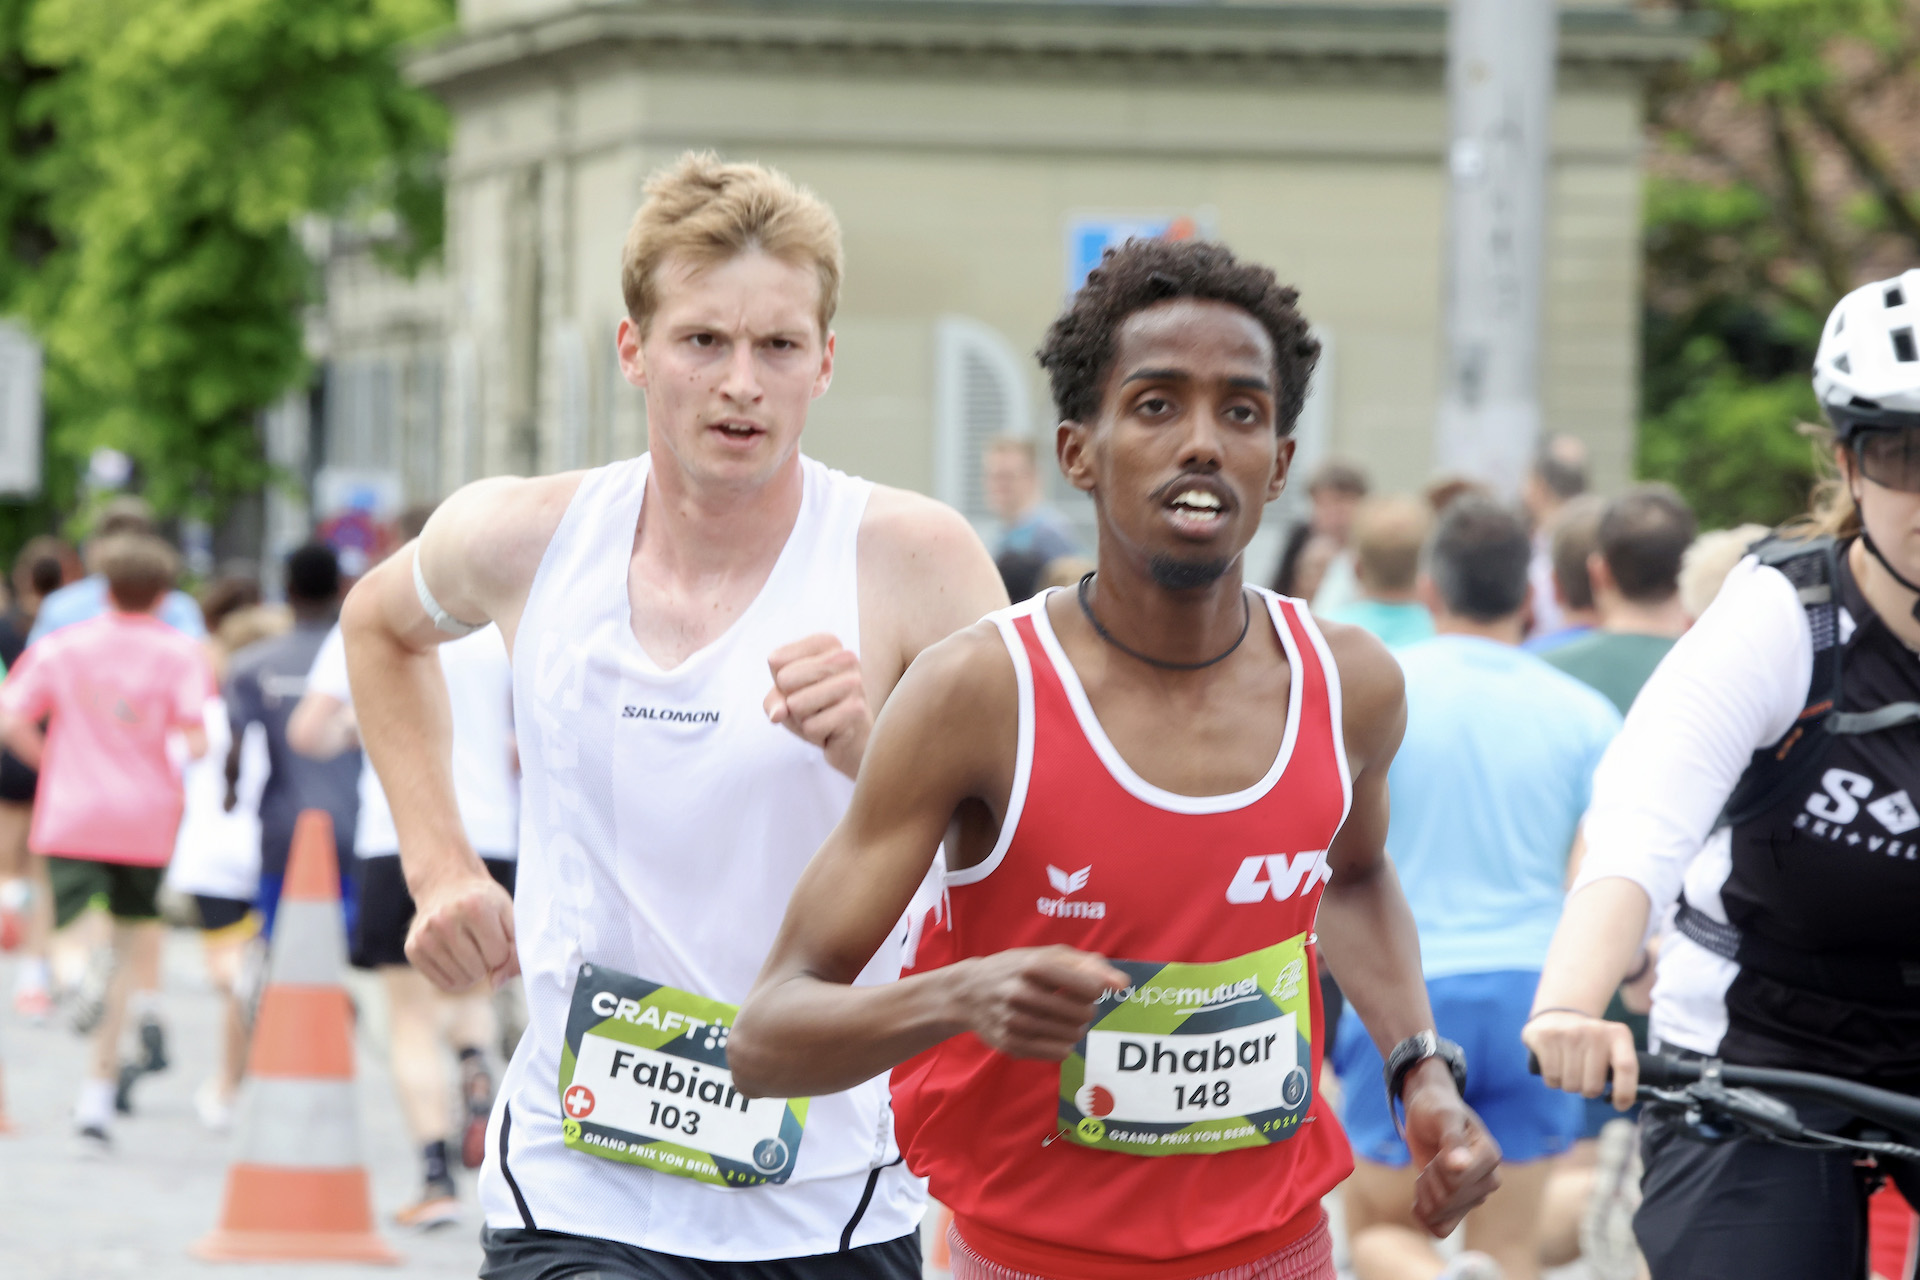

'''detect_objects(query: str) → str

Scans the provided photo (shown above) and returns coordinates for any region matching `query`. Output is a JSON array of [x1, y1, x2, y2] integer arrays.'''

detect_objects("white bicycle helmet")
[[1814, 267, 1920, 437]]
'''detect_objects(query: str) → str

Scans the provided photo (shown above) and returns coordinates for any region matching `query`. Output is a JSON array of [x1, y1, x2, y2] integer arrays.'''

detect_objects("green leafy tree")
[[1640, 0, 1920, 528], [7, 0, 450, 522]]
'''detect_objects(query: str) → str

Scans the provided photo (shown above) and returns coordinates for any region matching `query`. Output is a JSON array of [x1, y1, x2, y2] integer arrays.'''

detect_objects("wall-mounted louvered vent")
[[933, 316, 1034, 522]]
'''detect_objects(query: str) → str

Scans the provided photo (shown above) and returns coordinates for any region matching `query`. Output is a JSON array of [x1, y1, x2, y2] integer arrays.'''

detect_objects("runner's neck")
[[636, 448, 806, 586], [1070, 551, 1252, 671]]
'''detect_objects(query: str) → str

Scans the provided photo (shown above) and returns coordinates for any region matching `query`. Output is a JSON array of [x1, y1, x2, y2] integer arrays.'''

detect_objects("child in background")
[[164, 581, 289, 1130], [0, 533, 211, 1149]]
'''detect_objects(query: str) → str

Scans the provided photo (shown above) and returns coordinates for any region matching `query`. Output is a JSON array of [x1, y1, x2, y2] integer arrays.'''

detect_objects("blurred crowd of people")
[[0, 495, 522, 1230]]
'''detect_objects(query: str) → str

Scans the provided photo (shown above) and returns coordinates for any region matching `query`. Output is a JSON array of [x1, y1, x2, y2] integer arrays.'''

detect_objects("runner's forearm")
[[1314, 854, 1437, 1053], [1530, 877, 1651, 1017], [340, 576, 484, 891], [731, 966, 972, 1099]]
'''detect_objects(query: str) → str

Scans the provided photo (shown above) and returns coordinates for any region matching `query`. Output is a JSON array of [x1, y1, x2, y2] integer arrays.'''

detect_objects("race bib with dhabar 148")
[[558, 964, 808, 1187], [1058, 933, 1316, 1156]]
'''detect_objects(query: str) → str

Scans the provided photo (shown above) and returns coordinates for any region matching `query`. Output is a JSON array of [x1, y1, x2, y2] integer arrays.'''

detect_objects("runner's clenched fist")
[[764, 634, 870, 779]]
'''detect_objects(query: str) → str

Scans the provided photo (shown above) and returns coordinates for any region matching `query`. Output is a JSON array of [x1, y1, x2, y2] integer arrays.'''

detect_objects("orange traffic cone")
[[193, 810, 400, 1265]]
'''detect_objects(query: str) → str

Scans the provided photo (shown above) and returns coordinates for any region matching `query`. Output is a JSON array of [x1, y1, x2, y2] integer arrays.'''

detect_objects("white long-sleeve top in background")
[[1573, 556, 1810, 916], [1570, 555, 1814, 1053]]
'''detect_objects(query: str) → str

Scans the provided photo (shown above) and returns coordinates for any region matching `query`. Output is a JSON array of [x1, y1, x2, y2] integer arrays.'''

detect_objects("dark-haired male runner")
[[732, 239, 1502, 1280]]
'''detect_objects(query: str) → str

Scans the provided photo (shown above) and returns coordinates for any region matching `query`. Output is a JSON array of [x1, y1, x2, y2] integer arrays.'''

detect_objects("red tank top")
[[893, 589, 1355, 1278]]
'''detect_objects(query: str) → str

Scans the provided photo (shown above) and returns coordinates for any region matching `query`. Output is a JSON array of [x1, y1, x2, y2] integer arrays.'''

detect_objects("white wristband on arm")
[[413, 547, 484, 638]]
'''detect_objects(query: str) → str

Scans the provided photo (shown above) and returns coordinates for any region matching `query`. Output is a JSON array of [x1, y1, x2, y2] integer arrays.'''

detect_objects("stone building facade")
[[309, 0, 1697, 570]]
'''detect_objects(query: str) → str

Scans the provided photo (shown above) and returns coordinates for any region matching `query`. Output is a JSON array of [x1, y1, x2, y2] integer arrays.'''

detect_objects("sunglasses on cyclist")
[[1852, 428, 1920, 495]]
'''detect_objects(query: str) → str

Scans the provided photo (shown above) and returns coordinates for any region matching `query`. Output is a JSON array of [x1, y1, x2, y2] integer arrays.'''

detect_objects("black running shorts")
[[193, 894, 254, 934], [0, 750, 37, 803], [478, 1227, 921, 1280], [350, 853, 516, 970], [47, 856, 164, 928], [1635, 1097, 1920, 1278]]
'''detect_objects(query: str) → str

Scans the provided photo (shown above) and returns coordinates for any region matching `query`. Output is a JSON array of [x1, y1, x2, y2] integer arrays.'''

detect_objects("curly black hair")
[[1038, 238, 1320, 434]]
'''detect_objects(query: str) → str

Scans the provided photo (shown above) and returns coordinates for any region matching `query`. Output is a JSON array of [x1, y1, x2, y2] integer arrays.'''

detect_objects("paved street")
[[1, 932, 484, 1280]]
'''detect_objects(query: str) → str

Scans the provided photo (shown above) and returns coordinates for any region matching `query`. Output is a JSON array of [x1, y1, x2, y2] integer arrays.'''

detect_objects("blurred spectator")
[[1333, 497, 1619, 1280], [29, 497, 205, 643], [1273, 459, 1367, 598], [196, 563, 262, 632], [1523, 435, 1591, 639], [1544, 485, 1697, 716], [165, 566, 289, 1131], [1288, 532, 1341, 606], [1678, 524, 1770, 622], [1532, 484, 1694, 1272], [0, 536, 72, 668], [984, 436, 1079, 567], [1423, 473, 1492, 517], [224, 544, 359, 940], [1037, 555, 1096, 592], [993, 548, 1050, 604], [0, 536, 76, 1015], [1525, 495, 1606, 655], [0, 532, 212, 1148], [1323, 496, 1434, 648]]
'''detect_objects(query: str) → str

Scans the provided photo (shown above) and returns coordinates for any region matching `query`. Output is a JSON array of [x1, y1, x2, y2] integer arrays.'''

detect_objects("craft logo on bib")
[[1058, 933, 1317, 1156], [558, 964, 808, 1187]]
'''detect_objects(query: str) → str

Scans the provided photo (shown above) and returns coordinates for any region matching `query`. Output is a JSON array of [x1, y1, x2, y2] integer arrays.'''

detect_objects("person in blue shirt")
[[1333, 496, 1621, 1280], [28, 497, 205, 644]]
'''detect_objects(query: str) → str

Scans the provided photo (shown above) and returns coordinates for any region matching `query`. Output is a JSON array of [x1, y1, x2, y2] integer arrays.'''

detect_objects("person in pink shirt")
[[0, 532, 210, 1148]]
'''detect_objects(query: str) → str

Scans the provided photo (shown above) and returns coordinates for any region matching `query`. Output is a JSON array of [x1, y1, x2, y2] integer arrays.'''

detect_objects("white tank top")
[[480, 453, 926, 1260]]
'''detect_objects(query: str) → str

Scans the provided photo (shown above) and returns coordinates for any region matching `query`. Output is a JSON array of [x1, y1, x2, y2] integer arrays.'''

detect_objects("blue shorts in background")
[[1332, 968, 1582, 1167]]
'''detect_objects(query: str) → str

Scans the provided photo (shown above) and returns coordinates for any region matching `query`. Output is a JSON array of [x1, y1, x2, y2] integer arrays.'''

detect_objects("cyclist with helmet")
[[1523, 268, 1920, 1278]]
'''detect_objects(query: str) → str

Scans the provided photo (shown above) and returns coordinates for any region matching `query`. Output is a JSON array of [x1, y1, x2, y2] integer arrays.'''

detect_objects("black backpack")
[[1677, 534, 1920, 963], [1720, 534, 1920, 829]]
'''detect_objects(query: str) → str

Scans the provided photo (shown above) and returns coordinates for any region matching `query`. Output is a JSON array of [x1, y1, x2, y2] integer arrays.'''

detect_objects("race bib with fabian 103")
[[558, 964, 808, 1187], [1058, 933, 1316, 1156]]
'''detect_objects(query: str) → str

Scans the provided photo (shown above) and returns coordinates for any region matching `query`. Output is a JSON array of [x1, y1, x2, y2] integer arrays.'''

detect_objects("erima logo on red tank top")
[[1225, 852, 1332, 904], [1038, 864, 1105, 919]]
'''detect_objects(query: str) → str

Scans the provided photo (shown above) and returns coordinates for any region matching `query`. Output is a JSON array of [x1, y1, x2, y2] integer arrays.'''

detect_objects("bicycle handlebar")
[[1527, 1050, 1920, 1139], [1633, 1054, 1920, 1138]]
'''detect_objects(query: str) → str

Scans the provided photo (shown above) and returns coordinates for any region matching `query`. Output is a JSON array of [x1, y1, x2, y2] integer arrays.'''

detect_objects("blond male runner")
[[341, 154, 1006, 1278]]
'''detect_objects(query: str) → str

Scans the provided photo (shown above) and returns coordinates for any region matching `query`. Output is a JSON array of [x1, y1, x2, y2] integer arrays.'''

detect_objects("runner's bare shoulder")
[[874, 617, 1020, 797], [430, 471, 590, 608], [858, 486, 999, 597], [1308, 618, 1407, 768], [856, 483, 1007, 678]]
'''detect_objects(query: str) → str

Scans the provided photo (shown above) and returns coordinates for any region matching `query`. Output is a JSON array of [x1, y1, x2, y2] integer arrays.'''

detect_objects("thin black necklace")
[[1076, 572, 1251, 671]]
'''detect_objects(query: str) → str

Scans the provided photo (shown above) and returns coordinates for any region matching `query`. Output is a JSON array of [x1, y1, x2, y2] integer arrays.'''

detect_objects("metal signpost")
[[0, 320, 43, 498], [1434, 0, 1557, 496]]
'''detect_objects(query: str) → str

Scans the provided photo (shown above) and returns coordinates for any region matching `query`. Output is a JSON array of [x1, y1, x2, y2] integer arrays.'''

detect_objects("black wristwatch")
[[1383, 1030, 1468, 1135]]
